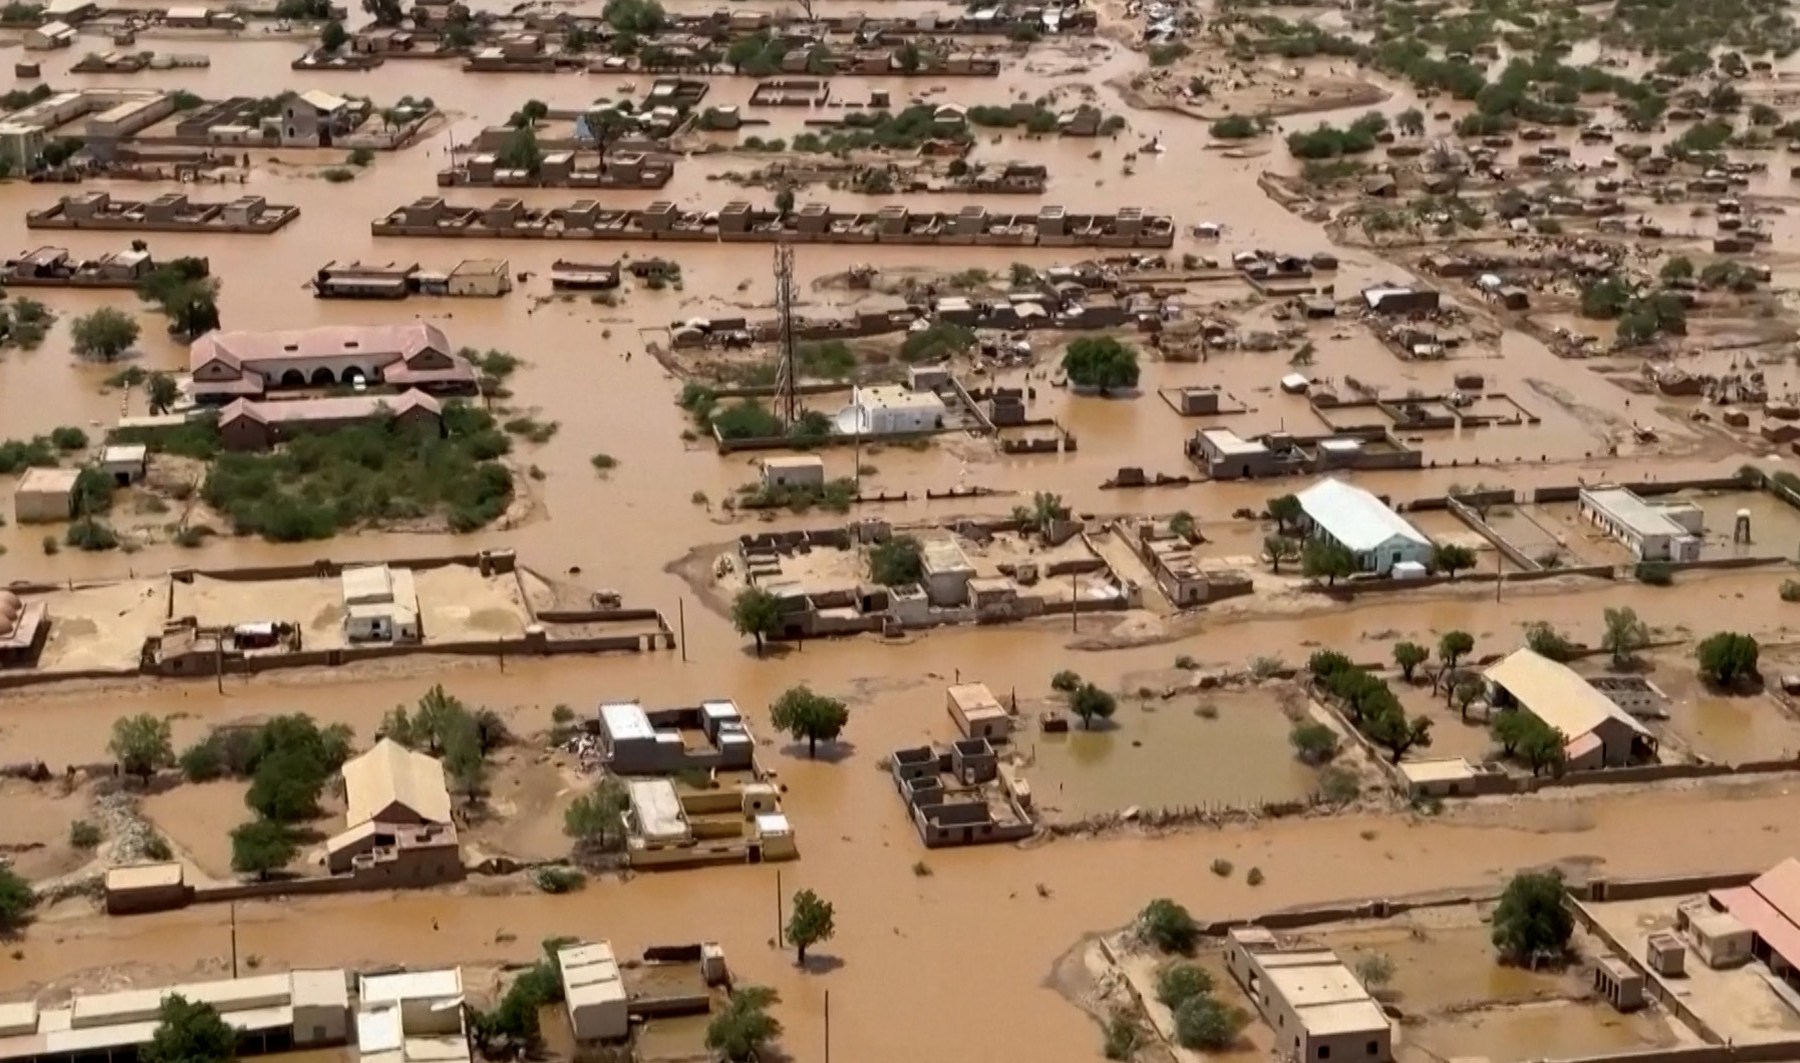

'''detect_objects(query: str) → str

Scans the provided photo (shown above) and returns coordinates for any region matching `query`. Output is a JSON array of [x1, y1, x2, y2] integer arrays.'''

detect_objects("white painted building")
[[839, 384, 946, 436], [1295, 476, 1433, 575], [1577, 486, 1702, 562]]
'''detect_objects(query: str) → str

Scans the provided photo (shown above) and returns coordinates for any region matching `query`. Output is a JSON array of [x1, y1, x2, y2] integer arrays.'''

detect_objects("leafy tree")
[[496, 126, 543, 175], [706, 986, 782, 1063], [1168, 510, 1196, 540], [509, 99, 548, 127], [319, 18, 347, 50], [1011, 491, 1069, 535], [774, 187, 795, 214], [1453, 676, 1485, 721], [245, 746, 326, 822], [868, 535, 924, 586], [731, 586, 781, 656], [1524, 621, 1576, 663], [1156, 963, 1214, 1009], [71, 307, 140, 361], [109, 714, 174, 783], [564, 778, 630, 853], [361, 0, 403, 23], [1069, 682, 1116, 729], [1393, 641, 1427, 681], [1660, 256, 1694, 284], [1051, 669, 1082, 693], [1301, 539, 1355, 585], [163, 283, 220, 340], [1061, 336, 1140, 393], [1438, 630, 1474, 669], [0, 867, 35, 933], [141, 995, 236, 1063], [147, 371, 180, 414], [785, 888, 835, 962], [1288, 721, 1339, 764], [1395, 107, 1425, 135], [1517, 718, 1566, 776], [1264, 535, 1299, 573], [1138, 898, 1199, 953], [1431, 542, 1476, 577], [180, 738, 224, 782], [1364, 706, 1432, 763], [1267, 494, 1302, 533], [602, 0, 665, 32], [230, 819, 295, 879], [1491, 870, 1572, 966], [1602, 607, 1649, 665], [769, 686, 850, 757], [1697, 632, 1759, 688], [1356, 953, 1395, 988], [1173, 995, 1246, 1050]]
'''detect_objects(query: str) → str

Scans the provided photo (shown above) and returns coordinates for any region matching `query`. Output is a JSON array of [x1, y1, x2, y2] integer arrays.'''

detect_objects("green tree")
[[1173, 995, 1246, 1050], [109, 713, 174, 783], [1491, 870, 1573, 966], [1392, 641, 1427, 681], [1364, 706, 1432, 763], [1051, 669, 1082, 693], [1156, 963, 1214, 1009], [774, 187, 795, 214], [1264, 534, 1299, 573], [1602, 607, 1649, 665], [245, 746, 326, 822], [564, 777, 630, 853], [1288, 721, 1339, 764], [1453, 675, 1485, 721], [1302, 539, 1355, 585], [1524, 621, 1576, 663], [229, 819, 295, 879], [1431, 542, 1477, 578], [141, 995, 236, 1063], [497, 126, 543, 175], [1267, 494, 1302, 533], [164, 283, 220, 340], [1395, 107, 1425, 135], [361, 0, 403, 23], [0, 866, 35, 933], [868, 535, 924, 585], [705, 986, 782, 1063], [1438, 630, 1474, 670], [71, 307, 140, 361], [785, 888, 835, 962], [1070, 682, 1116, 729], [319, 18, 347, 50], [1138, 898, 1199, 953], [730, 586, 781, 656], [1061, 336, 1140, 393], [1697, 631, 1759, 688], [768, 686, 850, 757], [147, 371, 180, 414], [1660, 256, 1695, 284], [1168, 510, 1196, 540], [1517, 718, 1566, 776], [1011, 491, 1069, 535]]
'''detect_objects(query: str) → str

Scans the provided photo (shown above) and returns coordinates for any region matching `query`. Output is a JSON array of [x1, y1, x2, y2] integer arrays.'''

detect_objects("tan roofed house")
[[1485, 648, 1655, 771], [341, 738, 452, 829], [190, 324, 476, 402], [219, 389, 443, 451]]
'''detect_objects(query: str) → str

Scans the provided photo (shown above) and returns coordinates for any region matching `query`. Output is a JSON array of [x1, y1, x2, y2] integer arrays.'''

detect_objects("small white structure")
[[446, 259, 511, 297], [1295, 476, 1433, 575], [356, 969, 469, 1063], [760, 454, 825, 490], [25, 21, 77, 49], [340, 564, 420, 643], [13, 466, 80, 524], [1577, 486, 1702, 562], [920, 535, 974, 606], [946, 682, 1012, 740], [99, 444, 147, 485], [557, 942, 628, 1042], [841, 384, 946, 435]]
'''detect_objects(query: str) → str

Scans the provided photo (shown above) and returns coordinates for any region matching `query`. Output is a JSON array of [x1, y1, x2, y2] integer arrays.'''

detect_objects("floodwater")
[[1, 7, 1799, 1062], [1024, 687, 1317, 817]]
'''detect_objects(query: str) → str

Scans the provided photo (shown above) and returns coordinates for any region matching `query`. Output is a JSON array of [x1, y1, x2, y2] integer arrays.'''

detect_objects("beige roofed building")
[[1484, 648, 1656, 771], [1226, 927, 1393, 1063], [341, 738, 452, 829]]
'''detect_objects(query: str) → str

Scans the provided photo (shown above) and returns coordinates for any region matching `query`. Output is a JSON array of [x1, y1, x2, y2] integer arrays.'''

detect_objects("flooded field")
[[1024, 686, 1317, 817]]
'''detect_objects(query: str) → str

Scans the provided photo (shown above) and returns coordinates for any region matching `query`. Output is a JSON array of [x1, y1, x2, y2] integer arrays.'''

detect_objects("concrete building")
[[623, 776, 796, 866], [946, 682, 1013, 741], [0, 589, 49, 669], [843, 384, 946, 435], [13, 466, 80, 524], [888, 740, 1034, 848], [1225, 927, 1394, 1063], [99, 443, 146, 485], [189, 324, 477, 403], [0, 970, 349, 1063], [218, 390, 444, 451], [341, 737, 452, 829], [281, 89, 354, 147], [1577, 486, 1703, 562], [339, 564, 420, 643], [323, 821, 462, 883], [1191, 427, 1277, 481], [355, 969, 470, 1063], [1295, 477, 1432, 576], [1484, 648, 1656, 771], [1701, 857, 1800, 984], [103, 862, 188, 914], [24, 21, 77, 49], [598, 699, 754, 774], [760, 455, 825, 490], [0, 123, 47, 171], [446, 258, 510, 296], [920, 535, 975, 606], [556, 942, 628, 1042]]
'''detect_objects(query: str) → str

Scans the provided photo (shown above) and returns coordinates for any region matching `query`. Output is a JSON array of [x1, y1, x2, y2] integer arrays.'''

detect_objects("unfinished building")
[[598, 699, 754, 775], [888, 740, 1034, 847]]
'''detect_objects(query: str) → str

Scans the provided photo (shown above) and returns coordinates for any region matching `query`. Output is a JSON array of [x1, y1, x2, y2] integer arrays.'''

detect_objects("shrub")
[[1247, 867, 1264, 886], [1782, 580, 1800, 603], [1320, 765, 1360, 803], [590, 452, 618, 473], [69, 820, 101, 849], [1156, 963, 1214, 1009], [1102, 1012, 1143, 1061], [320, 167, 355, 183], [1635, 561, 1673, 585], [1210, 858, 1234, 877], [533, 866, 586, 893], [1289, 722, 1339, 764], [1138, 898, 1200, 953]]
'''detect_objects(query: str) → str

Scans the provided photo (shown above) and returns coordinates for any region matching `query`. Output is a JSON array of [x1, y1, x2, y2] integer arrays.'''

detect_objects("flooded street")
[[3, 0, 1800, 1059]]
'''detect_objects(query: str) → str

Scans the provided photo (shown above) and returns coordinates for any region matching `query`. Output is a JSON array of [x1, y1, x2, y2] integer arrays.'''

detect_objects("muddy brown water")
[[0, 16, 1796, 1062]]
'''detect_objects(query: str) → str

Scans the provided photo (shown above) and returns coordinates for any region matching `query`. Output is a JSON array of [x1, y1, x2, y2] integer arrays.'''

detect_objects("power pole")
[[773, 243, 800, 431]]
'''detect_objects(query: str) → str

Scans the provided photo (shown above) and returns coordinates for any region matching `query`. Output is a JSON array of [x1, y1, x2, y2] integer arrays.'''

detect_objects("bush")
[[1173, 995, 1246, 1050], [1524, 621, 1577, 662], [69, 820, 101, 849], [1782, 580, 1800, 603], [1156, 963, 1214, 1009], [1635, 561, 1673, 586], [1138, 898, 1200, 953], [1210, 858, 1234, 877], [590, 452, 618, 473], [1289, 722, 1340, 764], [869, 535, 924, 585], [49, 426, 88, 451], [1320, 765, 1360, 803], [1210, 114, 1261, 139], [180, 739, 224, 782], [1246, 867, 1264, 886], [320, 167, 355, 183], [533, 866, 586, 893], [347, 147, 374, 167], [1102, 1012, 1143, 1061]]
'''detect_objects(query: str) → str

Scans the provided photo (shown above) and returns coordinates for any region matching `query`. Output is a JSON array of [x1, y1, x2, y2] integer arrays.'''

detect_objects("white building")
[[1577, 486, 1702, 562], [839, 384, 946, 436], [25, 21, 77, 49], [99, 443, 147, 485], [1295, 476, 1433, 575], [556, 942, 628, 1042], [340, 564, 420, 643], [760, 454, 825, 490], [356, 969, 469, 1063]]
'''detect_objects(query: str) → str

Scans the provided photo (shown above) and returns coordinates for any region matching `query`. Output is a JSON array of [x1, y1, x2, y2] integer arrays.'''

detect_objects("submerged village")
[[19, 0, 1800, 1061]]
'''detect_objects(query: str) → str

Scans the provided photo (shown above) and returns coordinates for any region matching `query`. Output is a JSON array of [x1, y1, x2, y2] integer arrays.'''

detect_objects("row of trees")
[[1309, 650, 1436, 763]]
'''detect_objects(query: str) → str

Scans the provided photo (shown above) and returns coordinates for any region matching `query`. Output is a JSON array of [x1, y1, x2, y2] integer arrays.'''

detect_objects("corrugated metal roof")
[[1296, 476, 1430, 552], [340, 738, 451, 829], [1484, 648, 1652, 743]]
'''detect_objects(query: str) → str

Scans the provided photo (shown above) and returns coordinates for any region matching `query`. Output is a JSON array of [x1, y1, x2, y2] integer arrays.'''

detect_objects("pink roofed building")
[[189, 323, 477, 404], [219, 389, 445, 451]]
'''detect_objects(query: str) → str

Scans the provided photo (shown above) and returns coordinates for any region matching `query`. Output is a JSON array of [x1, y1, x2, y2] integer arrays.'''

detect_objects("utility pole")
[[230, 902, 239, 977], [824, 990, 831, 1063], [678, 598, 688, 662], [1070, 571, 1078, 632], [773, 244, 800, 431], [775, 868, 784, 945]]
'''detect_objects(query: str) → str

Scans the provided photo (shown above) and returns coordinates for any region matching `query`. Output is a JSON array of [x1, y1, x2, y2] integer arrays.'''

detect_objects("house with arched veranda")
[[188, 323, 478, 404]]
